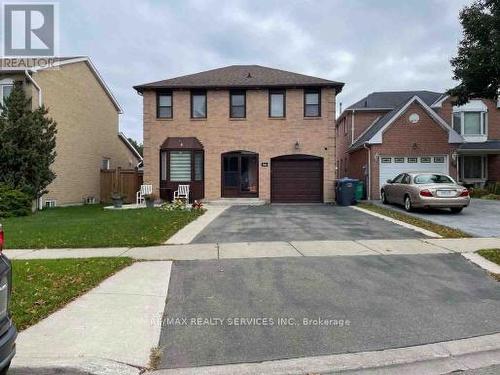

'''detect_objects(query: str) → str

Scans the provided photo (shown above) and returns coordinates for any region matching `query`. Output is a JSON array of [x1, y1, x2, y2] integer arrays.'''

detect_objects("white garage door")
[[379, 155, 449, 189]]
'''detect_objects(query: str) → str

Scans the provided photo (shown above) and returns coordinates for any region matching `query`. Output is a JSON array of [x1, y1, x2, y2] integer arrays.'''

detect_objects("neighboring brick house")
[[134, 65, 343, 203], [0, 57, 142, 206], [336, 91, 500, 199]]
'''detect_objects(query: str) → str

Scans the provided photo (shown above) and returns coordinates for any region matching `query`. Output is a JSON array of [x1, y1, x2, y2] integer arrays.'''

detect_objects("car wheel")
[[381, 190, 388, 204], [450, 207, 463, 214], [404, 195, 413, 212]]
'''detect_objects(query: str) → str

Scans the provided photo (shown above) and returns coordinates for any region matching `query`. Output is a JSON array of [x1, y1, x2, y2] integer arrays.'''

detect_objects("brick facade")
[[368, 102, 458, 199], [0, 61, 141, 205], [142, 87, 337, 202]]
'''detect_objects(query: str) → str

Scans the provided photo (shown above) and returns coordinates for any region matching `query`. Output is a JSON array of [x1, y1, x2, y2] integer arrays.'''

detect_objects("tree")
[[127, 137, 143, 157], [0, 83, 57, 199], [448, 0, 500, 105]]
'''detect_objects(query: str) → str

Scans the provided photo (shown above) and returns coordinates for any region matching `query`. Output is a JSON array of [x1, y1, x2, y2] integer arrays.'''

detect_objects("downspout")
[[24, 70, 42, 107], [351, 110, 355, 145], [364, 143, 371, 200]]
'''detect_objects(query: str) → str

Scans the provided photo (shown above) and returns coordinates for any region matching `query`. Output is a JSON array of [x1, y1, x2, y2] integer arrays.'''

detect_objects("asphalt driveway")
[[158, 254, 500, 369], [192, 204, 426, 243], [373, 198, 500, 237]]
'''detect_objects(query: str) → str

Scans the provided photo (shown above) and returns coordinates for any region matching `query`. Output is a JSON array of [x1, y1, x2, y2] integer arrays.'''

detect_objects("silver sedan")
[[381, 172, 470, 213]]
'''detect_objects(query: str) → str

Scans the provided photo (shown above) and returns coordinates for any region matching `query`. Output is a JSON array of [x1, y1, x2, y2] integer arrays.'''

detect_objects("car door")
[[385, 173, 404, 202], [390, 173, 405, 204], [398, 174, 412, 204]]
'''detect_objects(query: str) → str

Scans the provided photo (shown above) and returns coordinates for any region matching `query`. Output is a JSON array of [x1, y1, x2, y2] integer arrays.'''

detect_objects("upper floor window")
[[269, 89, 285, 118], [230, 90, 246, 118], [191, 90, 207, 118], [304, 89, 321, 117], [452, 100, 488, 137], [157, 91, 172, 119]]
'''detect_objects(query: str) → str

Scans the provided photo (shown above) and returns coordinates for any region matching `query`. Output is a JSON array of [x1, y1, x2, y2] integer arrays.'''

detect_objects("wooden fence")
[[100, 168, 143, 203]]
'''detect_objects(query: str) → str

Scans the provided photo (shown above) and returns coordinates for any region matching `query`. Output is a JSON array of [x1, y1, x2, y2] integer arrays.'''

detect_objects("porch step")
[[205, 198, 267, 206]]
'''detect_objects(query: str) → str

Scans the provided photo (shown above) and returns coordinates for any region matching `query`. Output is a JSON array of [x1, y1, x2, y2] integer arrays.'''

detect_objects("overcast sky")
[[59, 0, 472, 142]]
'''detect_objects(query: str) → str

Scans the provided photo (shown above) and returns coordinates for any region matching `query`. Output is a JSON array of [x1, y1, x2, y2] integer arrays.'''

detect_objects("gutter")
[[24, 70, 42, 107], [363, 143, 371, 200]]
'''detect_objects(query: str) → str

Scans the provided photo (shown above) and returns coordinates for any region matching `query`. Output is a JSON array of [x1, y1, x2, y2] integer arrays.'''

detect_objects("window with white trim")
[[434, 156, 445, 163], [452, 100, 488, 136], [381, 157, 392, 163], [394, 157, 405, 163], [101, 158, 110, 170], [407, 157, 418, 163], [420, 157, 431, 163], [45, 199, 57, 208], [0, 84, 13, 106]]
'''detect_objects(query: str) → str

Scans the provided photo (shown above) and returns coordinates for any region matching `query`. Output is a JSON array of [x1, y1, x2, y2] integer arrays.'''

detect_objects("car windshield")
[[414, 174, 454, 184]]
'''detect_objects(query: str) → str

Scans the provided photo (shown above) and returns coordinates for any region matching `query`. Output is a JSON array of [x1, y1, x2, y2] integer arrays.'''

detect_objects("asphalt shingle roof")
[[347, 91, 443, 110], [458, 140, 500, 151], [134, 65, 344, 92], [348, 91, 444, 150]]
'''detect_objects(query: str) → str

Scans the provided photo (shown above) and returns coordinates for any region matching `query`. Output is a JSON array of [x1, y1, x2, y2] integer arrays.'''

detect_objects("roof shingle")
[[134, 65, 344, 92]]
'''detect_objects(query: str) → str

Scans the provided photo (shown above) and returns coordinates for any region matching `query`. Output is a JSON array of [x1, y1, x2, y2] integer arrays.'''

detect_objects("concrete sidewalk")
[[12, 261, 172, 373], [5, 237, 500, 261]]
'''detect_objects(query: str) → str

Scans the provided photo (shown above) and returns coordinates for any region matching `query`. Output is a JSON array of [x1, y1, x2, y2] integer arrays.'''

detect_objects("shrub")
[[469, 188, 489, 198], [0, 184, 32, 217], [481, 194, 500, 200]]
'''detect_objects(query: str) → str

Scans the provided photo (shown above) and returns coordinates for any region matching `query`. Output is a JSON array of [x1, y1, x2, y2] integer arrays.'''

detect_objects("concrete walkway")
[[5, 237, 500, 261], [12, 261, 172, 373]]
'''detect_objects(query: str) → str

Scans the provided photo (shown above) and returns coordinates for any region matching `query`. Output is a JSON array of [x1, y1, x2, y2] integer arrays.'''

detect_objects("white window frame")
[[452, 100, 488, 142], [44, 199, 57, 208], [0, 82, 14, 107], [101, 158, 110, 170]]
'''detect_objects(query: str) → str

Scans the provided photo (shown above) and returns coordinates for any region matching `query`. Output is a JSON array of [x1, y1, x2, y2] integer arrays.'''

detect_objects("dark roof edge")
[[134, 81, 344, 93]]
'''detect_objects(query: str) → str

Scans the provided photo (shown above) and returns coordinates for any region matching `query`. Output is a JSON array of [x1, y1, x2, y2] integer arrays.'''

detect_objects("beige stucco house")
[[0, 57, 142, 206], [134, 65, 343, 203]]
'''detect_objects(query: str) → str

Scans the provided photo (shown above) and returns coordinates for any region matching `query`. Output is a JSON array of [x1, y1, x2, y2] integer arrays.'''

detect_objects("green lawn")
[[1, 205, 203, 249], [11, 257, 134, 330], [477, 249, 500, 281], [477, 249, 500, 265], [357, 203, 471, 238]]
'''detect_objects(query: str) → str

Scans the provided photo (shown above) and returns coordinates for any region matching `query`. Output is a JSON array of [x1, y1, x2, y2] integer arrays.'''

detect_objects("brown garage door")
[[271, 155, 323, 203]]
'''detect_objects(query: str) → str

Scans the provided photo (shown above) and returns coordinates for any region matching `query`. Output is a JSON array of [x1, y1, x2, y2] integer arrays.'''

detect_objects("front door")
[[222, 152, 258, 197]]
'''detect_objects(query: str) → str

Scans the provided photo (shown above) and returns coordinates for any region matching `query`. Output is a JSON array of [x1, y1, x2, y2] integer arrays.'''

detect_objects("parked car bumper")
[[0, 322, 16, 370], [413, 196, 471, 208]]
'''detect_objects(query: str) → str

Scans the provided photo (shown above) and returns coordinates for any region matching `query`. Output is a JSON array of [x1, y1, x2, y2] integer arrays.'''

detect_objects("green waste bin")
[[355, 181, 365, 201]]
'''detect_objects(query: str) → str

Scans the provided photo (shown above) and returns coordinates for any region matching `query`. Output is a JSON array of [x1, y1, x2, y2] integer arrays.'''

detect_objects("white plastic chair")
[[173, 184, 190, 201], [136, 184, 153, 205]]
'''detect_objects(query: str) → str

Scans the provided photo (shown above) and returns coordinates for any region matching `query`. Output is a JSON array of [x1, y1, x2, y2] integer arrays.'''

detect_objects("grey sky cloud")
[[59, 0, 472, 142]]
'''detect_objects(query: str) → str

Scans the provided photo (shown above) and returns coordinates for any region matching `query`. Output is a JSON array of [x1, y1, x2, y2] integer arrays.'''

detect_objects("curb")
[[462, 252, 500, 275], [165, 205, 229, 245], [350, 206, 442, 238], [12, 356, 142, 374], [151, 333, 500, 375]]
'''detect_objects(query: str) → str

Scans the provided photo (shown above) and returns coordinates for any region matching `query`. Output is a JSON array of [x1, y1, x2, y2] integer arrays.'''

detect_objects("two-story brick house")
[[134, 65, 343, 203], [336, 91, 500, 199], [0, 57, 142, 206]]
